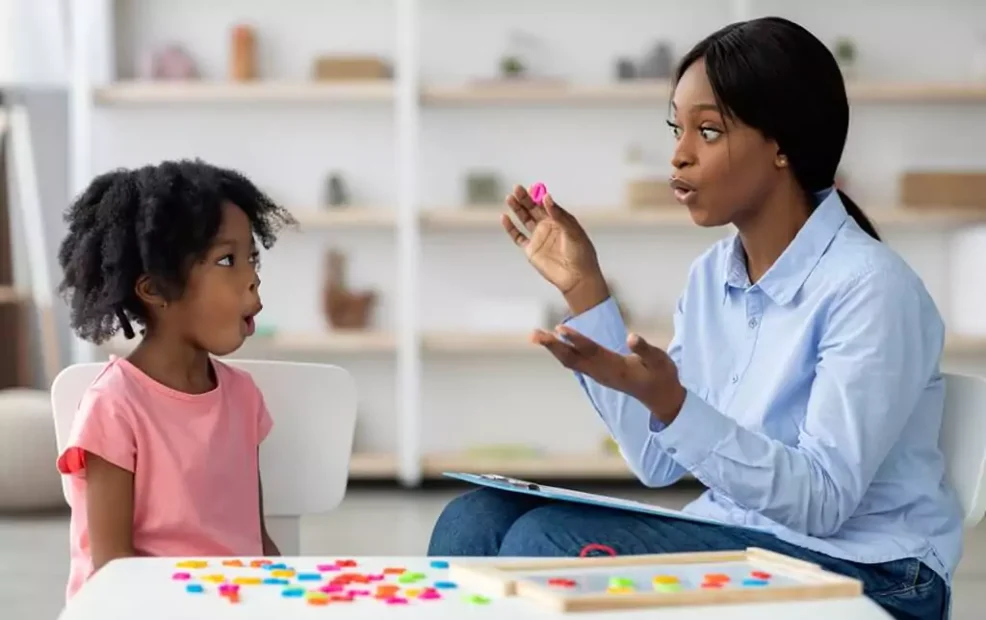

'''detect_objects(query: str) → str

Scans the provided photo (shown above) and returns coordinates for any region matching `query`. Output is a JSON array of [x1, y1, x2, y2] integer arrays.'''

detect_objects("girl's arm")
[[85, 452, 137, 571], [258, 466, 281, 556], [564, 296, 688, 487]]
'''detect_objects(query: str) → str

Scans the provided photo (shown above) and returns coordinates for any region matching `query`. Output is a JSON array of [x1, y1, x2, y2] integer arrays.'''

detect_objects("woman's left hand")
[[533, 326, 687, 424]]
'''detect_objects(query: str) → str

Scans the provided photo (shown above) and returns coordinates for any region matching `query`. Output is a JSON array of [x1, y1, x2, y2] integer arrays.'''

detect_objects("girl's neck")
[[735, 182, 812, 284], [127, 329, 216, 394]]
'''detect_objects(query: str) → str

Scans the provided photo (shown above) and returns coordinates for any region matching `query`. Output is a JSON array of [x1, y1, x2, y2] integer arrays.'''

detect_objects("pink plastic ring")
[[579, 543, 617, 558], [529, 182, 547, 205]]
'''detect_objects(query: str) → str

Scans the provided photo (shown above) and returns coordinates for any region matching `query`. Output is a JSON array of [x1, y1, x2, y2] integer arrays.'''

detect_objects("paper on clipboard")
[[443, 471, 762, 532]]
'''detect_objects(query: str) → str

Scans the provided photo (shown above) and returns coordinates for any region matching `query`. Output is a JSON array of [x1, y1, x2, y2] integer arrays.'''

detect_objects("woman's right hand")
[[502, 185, 610, 315]]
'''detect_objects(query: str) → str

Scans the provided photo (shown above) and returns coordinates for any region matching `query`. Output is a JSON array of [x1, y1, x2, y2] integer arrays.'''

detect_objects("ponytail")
[[836, 189, 880, 241]]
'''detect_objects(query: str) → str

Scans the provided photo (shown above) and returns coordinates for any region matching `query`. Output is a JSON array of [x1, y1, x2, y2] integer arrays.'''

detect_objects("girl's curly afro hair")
[[57, 159, 295, 344]]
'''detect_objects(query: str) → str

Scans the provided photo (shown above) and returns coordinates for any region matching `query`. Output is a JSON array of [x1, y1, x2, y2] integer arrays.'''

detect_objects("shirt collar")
[[722, 187, 848, 305]]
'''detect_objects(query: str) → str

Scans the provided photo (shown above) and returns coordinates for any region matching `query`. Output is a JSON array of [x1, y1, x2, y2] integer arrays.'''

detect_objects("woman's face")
[[667, 59, 782, 227]]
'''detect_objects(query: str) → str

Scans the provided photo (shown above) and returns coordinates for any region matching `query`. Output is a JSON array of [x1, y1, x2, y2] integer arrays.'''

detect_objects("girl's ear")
[[135, 275, 167, 309]]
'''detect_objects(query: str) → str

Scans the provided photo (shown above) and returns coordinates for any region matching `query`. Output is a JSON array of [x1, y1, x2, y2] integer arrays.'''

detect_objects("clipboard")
[[443, 471, 765, 533]]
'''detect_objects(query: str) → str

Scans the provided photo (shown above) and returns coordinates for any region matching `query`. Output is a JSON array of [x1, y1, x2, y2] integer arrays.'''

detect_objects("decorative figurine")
[[324, 172, 350, 207], [230, 24, 257, 81], [639, 42, 673, 79], [466, 172, 501, 205], [322, 250, 376, 330], [615, 58, 637, 80], [143, 44, 198, 80]]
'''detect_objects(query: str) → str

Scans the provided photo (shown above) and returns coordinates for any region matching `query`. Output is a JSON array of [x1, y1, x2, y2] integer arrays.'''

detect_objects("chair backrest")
[[50, 359, 357, 517], [940, 372, 986, 528]]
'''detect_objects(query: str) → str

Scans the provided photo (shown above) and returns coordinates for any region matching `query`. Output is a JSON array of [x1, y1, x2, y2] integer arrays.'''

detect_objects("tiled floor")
[[2, 486, 984, 618]]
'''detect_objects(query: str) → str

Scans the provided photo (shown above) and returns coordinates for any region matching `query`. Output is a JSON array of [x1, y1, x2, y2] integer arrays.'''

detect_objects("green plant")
[[834, 38, 856, 64], [500, 55, 525, 77]]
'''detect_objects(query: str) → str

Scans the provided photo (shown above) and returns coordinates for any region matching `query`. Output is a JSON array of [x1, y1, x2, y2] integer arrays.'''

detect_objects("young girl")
[[55, 159, 294, 599], [428, 17, 958, 620]]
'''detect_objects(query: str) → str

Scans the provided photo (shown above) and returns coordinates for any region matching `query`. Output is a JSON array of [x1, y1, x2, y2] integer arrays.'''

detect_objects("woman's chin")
[[686, 205, 728, 228]]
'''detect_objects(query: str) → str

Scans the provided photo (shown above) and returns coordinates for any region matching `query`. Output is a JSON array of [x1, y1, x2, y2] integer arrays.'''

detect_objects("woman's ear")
[[135, 275, 167, 309], [774, 146, 789, 169]]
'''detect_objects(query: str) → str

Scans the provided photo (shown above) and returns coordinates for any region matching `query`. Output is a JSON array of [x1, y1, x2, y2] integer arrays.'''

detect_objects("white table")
[[58, 556, 893, 619]]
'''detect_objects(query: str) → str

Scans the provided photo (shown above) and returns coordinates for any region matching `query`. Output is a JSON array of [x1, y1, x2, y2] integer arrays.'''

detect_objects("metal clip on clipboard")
[[479, 473, 541, 491]]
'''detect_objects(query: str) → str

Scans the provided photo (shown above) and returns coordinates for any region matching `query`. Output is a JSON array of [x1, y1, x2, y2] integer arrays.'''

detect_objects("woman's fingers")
[[513, 185, 548, 221], [531, 329, 582, 370], [501, 213, 528, 248], [555, 325, 601, 355], [544, 194, 582, 236]]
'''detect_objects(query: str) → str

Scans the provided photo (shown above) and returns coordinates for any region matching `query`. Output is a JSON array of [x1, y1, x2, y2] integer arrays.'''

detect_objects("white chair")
[[50, 359, 358, 555], [940, 372, 986, 528]]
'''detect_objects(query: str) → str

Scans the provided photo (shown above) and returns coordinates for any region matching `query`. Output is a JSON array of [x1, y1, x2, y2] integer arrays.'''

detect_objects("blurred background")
[[2, 0, 986, 617]]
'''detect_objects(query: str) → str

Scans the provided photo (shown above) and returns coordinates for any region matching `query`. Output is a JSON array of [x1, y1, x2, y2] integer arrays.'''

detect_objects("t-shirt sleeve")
[[255, 384, 274, 446], [55, 388, 136, 476]]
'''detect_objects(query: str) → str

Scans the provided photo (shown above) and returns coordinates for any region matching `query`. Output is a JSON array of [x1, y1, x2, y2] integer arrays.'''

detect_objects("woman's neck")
[[128, 329, 216, 394], [735, 183, 813, 284]]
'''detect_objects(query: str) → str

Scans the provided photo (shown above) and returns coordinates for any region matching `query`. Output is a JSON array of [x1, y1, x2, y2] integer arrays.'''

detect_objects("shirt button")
[[731, 375, 739, 383], [748, 318, 758, 328], [666, 447, 677, 455]]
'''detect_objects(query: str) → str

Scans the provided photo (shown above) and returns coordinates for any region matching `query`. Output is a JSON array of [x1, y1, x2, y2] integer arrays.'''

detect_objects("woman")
[[427, 17, 960, 620]]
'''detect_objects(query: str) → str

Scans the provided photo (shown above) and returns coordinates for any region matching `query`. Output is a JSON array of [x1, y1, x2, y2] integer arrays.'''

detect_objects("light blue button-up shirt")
[[566, 189, 963, 583]]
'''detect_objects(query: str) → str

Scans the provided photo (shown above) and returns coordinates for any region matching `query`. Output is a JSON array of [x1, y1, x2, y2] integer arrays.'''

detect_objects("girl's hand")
[[533, 325, 687, 424], [502, 185, 610, 315]]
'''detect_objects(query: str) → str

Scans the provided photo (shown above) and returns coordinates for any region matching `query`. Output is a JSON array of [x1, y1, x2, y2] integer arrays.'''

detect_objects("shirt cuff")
[[562, 296, 628, 353], [652, 389, 735, 470]]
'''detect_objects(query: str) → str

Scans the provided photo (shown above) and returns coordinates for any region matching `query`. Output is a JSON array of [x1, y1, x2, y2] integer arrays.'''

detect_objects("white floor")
[[2, 486, 985, 619]]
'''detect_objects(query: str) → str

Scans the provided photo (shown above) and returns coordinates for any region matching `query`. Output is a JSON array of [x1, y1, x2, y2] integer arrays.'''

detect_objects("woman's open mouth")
[[669, 178, 698, 205]]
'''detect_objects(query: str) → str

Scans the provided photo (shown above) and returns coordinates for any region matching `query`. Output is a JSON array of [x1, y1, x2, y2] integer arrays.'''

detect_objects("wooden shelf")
[[847, 82, 986, 103], [420, 206, 986, 230], [421, 81, 986, 105], [422, 452, 634, 479], [93, 80, 395, 105], [0, 285, 27, 304], [946, 334, 986, 356], [349, 452, 399, 479], [423, 327, 671, 353], [101, 330, 396, 355], [290, 208, 397, 230], [270, 330, 396, 353], [422, 81, 673, 105]]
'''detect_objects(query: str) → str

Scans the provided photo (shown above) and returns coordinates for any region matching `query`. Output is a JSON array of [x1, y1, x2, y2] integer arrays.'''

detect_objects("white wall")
[[73, 0, 986, 458]]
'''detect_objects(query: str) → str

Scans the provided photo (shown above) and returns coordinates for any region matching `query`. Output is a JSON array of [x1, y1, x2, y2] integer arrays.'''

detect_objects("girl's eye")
[[700, 127, 723, 142], [217, 254, 234, 267], [249, 251, 261, 268], [666, 120, 683, 139]]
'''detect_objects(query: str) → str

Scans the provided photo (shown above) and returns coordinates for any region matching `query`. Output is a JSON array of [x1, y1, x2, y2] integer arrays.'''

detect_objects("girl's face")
[[668, 59, 782, 227], [172, 202, 263, 356]]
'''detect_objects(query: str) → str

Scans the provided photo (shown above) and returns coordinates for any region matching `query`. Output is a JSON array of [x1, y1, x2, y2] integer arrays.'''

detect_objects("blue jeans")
[[428, 488, 949, 620]]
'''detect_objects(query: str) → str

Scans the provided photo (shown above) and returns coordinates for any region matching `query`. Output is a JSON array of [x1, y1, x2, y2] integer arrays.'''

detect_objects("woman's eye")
[[249, 252, 261, 270], [666, 121, 683, 139], [217, 254, 234, 267], [700, 127, 723, 141]]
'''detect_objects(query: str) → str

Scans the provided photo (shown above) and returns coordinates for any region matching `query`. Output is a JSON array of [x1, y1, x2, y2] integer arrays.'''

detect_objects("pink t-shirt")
[[55, 356, 273, 600]]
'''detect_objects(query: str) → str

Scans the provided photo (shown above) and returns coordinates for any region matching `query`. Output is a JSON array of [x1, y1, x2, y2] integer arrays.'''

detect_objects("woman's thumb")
[[628, 333, 659, 363]]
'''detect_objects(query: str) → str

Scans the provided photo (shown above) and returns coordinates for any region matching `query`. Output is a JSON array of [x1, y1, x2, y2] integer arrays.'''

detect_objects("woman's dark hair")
[[673, 16, 880, 241], [57, 159, 295, 344]]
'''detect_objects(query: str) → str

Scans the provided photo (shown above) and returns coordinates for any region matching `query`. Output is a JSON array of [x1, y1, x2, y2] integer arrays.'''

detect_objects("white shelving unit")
[[68, 0, 986, 486]]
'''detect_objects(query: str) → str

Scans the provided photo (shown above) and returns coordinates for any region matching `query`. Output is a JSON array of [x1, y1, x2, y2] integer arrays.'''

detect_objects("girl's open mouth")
[[243, 315, 256, 336]]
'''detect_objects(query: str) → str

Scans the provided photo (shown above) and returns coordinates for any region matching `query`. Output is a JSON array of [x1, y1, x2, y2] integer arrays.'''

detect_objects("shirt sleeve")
[[55, 388, 136, 476], [565, 296, 688, 487], [653, 268, 943, 537]]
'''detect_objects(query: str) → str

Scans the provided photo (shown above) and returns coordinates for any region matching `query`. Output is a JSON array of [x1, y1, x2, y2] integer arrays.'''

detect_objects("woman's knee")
[[499, 503, 619, 557], [427, 488, 544, 556]]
